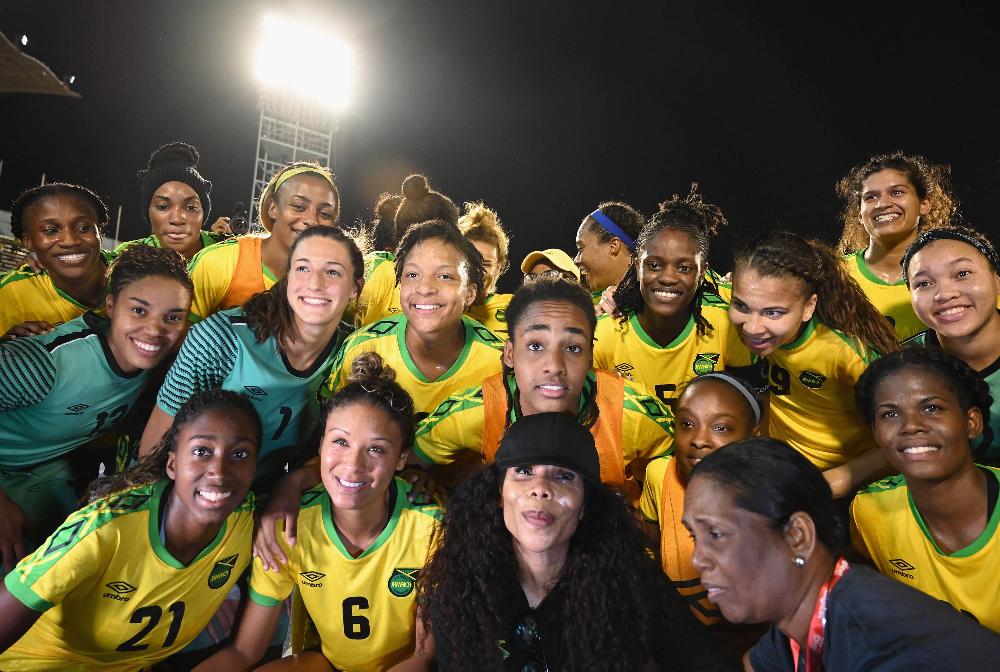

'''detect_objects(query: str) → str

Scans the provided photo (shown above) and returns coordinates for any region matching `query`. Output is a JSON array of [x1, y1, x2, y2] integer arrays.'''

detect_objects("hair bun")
[[348, 352, 396, 386], [402, 174, 430, 201], [149, 141, 200, 168], [459, 201, 499, 233], [375, 192, 403, 220]]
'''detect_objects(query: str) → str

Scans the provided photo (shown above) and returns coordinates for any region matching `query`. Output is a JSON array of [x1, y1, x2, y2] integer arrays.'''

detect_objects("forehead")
[[732, 269, 807, 304], [406, 238, 462, 265], [277, 173, 336, 202], [176, 407, 250, 439], [470, 238, 497, 258], [643, 227, 702, 257], [293, 235, 348, 259], [911, 239, 990, 269], [153, 181, 199, 198], [513, 300, 591, 335], [26, 192, 99, 221], [677, 379, 750, 417], [872, 366, 954, 404], [862, 168, 915, 191]]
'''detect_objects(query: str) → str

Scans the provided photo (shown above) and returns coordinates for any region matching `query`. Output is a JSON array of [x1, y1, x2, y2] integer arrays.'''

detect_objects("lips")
[[536, 382, 569, 399], [741, 333, 773, 354], [933, 304, 971, 323], [703, 584, 726, 601], [336, 476, 369, 491], [873, 212, 902, 224], [523, 509, 555, 527], [196, 488, 233, 509], [130, 336, 164, 356], [53, 252, 89, 265], [650, 287, 684, 303], [299, 296, 331, 306]]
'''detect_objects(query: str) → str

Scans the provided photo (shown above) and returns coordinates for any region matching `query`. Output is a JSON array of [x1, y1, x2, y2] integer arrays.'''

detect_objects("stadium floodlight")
[[20, 35, 28, 46], [253, 14, 354, 111]]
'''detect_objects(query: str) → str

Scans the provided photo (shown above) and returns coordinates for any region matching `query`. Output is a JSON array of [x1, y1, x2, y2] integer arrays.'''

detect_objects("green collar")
[[321, 479, 405, 560], [780, 316, 818, 351], [396, 313, 476, 383], [906, 468, 1000, 558], [629, 312, 694, 350], [854, 249, 906, 287], [147, 480, 230, 569]]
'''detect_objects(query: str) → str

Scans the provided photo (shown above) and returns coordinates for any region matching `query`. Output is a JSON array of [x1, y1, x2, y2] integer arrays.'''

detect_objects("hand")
[[252, 477, 303, 572], [398, 468, 443, 505], [209, 217, 233, 235], [0, 490, 29, 573], [3, 321, 55, 340], [595, 284, 618, 316], [25, 251, 43, 274]]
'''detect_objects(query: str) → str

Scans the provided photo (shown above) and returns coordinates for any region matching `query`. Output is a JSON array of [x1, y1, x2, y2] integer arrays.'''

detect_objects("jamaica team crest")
[[388, 568, 420, 597], [692, 353, 720, 375], [208, 554, 239, 589]]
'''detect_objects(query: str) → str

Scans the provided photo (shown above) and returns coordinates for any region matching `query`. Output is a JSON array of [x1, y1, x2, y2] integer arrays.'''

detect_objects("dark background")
[[2, 1, 998, 291]]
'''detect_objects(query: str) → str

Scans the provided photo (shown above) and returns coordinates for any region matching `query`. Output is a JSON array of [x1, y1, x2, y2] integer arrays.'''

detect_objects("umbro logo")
[[300, 570, 326, 587], [65, 403, 90, 415], [103, 580, 136, 602], [614, 363, 635, 381], [888, 558, 915, 580], [244, 385, 267, 398]]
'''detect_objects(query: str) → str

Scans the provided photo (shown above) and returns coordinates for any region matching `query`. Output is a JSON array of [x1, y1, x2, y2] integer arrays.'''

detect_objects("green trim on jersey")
[[114, 231, 223, 256], [186, 236, 239, 273], [907, 467, 1000, 558], [851, 249, 906, 287], [145, 480, 235, 569], [396, 314, 482, 383], [262, 263, 278, 284], [628, 313, 694, 350], [780, 317, 818, 350], [0, 251, 115, 311]]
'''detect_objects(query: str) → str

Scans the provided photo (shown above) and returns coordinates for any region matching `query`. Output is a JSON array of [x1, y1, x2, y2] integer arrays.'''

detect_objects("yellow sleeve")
[[187, 244, 235, 322], [849, 495, 873, 559], [722, 319, 753, 368], [622, 386, 674, 465], [356, 261, 396, 325], [639, 457, 669, 523], [412, 389, 486, 465], [592, 316, 618, 372], [247, 524, 295, 606]]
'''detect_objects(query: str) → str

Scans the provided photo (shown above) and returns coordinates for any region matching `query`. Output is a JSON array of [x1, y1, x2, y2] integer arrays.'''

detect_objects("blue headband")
[[590, 209, 635, 252]]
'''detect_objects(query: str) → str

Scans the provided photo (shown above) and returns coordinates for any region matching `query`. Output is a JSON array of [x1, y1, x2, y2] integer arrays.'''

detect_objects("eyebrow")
[[188, 434, 256, 442], [294, 257, 345, 267], [325, 426, 392, 441]]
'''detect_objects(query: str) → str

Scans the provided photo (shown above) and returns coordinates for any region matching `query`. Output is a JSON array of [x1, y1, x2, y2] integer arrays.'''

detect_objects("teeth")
[[652, 289, 682, 297], [539, 384, 565, 391], [938, 306, 966, 316], [874, 213, 900, 222], [903, 446, 939, 454], [414, 304, 441, 310], [337, 477, 365, 489], [300, 297, 330, 305], [197, 490, 231, 502], [131, 338, 162, 353], [56, 253, 86, 262]]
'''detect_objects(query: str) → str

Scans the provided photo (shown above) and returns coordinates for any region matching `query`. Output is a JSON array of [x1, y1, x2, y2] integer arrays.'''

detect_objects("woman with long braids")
[[598, 185, 755, 408], [187, 161, 341, 322], [0, 245, 192, 572], [835, 151, 958, 341], [420, 412, 733, 671], [728, 231, 900, 498]]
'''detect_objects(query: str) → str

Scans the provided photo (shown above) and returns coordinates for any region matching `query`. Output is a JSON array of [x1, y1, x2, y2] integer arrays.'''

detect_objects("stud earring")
[[793, 555, 806, 567]]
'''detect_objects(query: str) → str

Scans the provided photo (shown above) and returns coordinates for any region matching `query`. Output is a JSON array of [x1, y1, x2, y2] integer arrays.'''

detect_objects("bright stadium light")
[[254, 14, 354, 110]]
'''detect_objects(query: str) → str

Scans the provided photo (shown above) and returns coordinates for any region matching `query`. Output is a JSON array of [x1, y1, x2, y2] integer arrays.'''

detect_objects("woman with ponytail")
[[140, 226, 364, 492], [835, 151, 957, 341], [115, 141, 226, 261], [187, 161, 341, 321], [598, 186, 755, 408], [459, 201, 513, 335], [729, 231, 900, 497], [197, 354, 438, 672]]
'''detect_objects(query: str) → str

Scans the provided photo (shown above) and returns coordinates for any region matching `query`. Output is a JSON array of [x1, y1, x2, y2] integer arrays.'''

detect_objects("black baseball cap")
[[495, 412, 602, 483]]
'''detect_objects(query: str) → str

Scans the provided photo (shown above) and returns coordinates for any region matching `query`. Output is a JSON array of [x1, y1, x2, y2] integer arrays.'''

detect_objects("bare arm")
[[0, 488, 29, 573], [139, 406, 175, 459], [387, 611, 435, 671], [0, 584, 42, 651], [192, 599, 283, 672], [823, 448, 889, 499], [253, 459, 321, 571]]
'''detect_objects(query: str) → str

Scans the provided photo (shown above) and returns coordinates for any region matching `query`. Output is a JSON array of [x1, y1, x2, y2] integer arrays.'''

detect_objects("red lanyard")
[[789, 557, 849, 672]]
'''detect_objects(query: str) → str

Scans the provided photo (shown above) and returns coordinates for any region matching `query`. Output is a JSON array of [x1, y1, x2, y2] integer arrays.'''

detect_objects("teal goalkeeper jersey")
[[157, 308, 352, 485], [0, 313, 150, 469]]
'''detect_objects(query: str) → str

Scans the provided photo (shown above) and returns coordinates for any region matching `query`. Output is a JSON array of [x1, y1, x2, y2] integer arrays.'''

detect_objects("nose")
[[60, 226, 82, 247], [690, 426, 712, 450], [528, 474, 553, 500], [742, 313, 764, 336], [934, 277, 960, 303], [205, 452, 227, 481], [876, 191, 892, 208], [168, 206, 188, 225], [690, 537, 711, 573], [573, 251, 583, 265], [300, 207, 319, 228], [541, 346, 567, 376], [899, 409, 927, 435]]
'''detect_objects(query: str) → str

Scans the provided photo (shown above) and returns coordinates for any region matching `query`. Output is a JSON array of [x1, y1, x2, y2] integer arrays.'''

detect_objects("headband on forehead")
[[590, 209, 635, 252], [902, 227, 1000, 283], [273, 165, 336, 193], [693, 373, 762, 424]]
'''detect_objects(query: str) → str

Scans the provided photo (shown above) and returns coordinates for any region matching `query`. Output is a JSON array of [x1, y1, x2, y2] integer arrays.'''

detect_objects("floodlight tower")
[[250, 15, 354, 228]]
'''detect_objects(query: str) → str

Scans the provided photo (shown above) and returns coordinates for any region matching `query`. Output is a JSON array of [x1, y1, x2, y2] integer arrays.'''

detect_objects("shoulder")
[[188, 236, 241, 271], [426, 384, 485, 420], [112, 235, 157, 255], [396, 478, 445, 524], [0, 265, 44, 291], [345, 314, 405, 348], [464, 315, 504, 350], [902, 330, 933, 347], [644, 453, 673, 486], [811, 320, 878, 367], [595, 312, 627, 337], [853, 474, 908, 523]]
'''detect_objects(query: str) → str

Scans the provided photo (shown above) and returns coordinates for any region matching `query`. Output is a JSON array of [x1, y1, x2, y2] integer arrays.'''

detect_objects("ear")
[[801, 293, 818, 323], [353, 278, 364, 300], [608, 238, 622, 258], [267, 196, 278, 223], [966, 406, 984, 441], [502, 339, 514, 368], [21, 235, 33, 252], [783, 511, 818, 562], [464, 282, 478, 308], [165, 450, 177, 481], [396, 449, 410, 472], [105, 293, 116, 316], [918, 197, 932, 217]]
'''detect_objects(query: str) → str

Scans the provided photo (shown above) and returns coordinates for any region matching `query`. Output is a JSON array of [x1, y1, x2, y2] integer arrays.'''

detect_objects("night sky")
[[2, 1, 998, 291]]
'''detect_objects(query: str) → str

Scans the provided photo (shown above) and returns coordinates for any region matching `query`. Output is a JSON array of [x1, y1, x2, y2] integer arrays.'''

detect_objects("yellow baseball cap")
[[520, 248, 581, 282]]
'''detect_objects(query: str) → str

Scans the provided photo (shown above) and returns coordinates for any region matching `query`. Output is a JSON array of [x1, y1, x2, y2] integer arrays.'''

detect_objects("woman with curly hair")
[[599, 185, 756, 409], [835, 151, 957, 340], [901, 226, 1000, 465], [0, 389, 259, 671], [459, 201, 513, 335], [421, 411, 734, 671]]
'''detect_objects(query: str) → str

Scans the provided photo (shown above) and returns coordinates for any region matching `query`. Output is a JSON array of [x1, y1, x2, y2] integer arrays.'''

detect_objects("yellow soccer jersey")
[[249, 479, 442, 671], [705, 266, 732, 302], [844, 250, 925, 341], [413, 370, 673, 467], [356, 256, 402, 326], [1, 480, 253, 671], [851, 469, 1000, 632], [466, 292, 512, 337], [326, 313, 503, 418], [593, 294, 753, 409], [764, 318, 879, 470], [0, 253, 112, 335], [187, 236, 277, 321]]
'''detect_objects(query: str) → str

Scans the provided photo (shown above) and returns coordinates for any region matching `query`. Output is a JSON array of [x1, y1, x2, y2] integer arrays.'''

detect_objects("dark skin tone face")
[[636, 228, 704, 345]]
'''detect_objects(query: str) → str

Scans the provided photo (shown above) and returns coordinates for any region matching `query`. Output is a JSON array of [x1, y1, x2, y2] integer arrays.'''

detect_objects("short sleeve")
[[639, 458, 668, 523], [591, 316, 617, 372], [622, 386, 674, 464], [187, 247, 232, 322], [247, 526, 295, 607], [412, 389, 486, 465], [0, 337, 56, 411], [848, 496, 873, 559], [156, 313, 238, 416]]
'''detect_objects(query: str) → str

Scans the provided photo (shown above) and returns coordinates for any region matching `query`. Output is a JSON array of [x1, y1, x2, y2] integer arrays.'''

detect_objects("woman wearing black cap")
[[115, 141, 226, 261], [419, 412, 736, 671]]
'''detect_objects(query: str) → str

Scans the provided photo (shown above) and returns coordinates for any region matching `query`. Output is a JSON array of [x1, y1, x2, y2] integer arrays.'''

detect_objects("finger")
[[284, 512, 297, 547]]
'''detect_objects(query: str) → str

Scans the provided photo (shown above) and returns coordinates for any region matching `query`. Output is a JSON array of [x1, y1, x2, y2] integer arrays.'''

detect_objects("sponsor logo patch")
[[300, 571, 326, 587], [614, 363, 635, 381], [798, 371, 826, 389], [888, 557, 916, 580], [243, 385, 267, 397], [208, 554, 239, 589], [65, 403, 90, 415], [388, 568, 420, 597], [693, 353, 720, 375]]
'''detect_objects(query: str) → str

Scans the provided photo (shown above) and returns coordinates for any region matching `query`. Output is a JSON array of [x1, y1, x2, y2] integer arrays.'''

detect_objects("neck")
[[864, 233, 915, 281], [281, 314, 341, 365], [52, 261, 107, 308], [515, 541, 569, 609], [405, 318, 465, 361], [163, 490, 223, 566], [636, 306, 690, 347], [776, 552, 837, 647], [331, 488, 393, 557], [260, 235, 288, 281], [937, 313, 1000, 371], [908, 463, 989, 553]]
